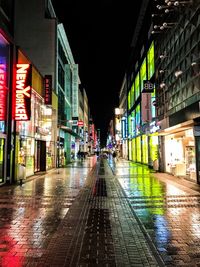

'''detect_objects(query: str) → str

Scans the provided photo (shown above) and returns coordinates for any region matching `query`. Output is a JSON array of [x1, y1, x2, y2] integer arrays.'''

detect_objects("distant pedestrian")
[[77, 150, 81, 159], [80, 151, 84, 160], [113, 151, 116, 158]]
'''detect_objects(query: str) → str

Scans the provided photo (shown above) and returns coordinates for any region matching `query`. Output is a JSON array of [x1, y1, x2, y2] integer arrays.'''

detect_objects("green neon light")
[[140, 58, 147, 89], [142, 135, 148, 164], [136, 136, 141, 162], [135, 73, 140, 100], [128, 91, 131, 110], [131, 82, 135, 107], [147, 41, 155, 79]]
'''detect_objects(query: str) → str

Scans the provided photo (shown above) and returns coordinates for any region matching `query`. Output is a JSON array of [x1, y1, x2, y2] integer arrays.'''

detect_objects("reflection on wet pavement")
[[113, 160, 200, 267], [0, 157, 96, 267]]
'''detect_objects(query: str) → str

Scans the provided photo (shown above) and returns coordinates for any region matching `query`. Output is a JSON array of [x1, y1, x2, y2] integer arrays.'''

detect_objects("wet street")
[[0, 157, 96, 267], [110, 158, 200, 267], [0, 156, 200, 266]]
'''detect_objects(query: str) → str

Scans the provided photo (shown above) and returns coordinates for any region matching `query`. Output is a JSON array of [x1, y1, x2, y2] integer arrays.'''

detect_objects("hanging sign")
[[77, 120, 84, 127], [44, 75, 52, 105], [142, 80, 154, 93], [0, 63, 7, 121], [14, 64, 32, 121]]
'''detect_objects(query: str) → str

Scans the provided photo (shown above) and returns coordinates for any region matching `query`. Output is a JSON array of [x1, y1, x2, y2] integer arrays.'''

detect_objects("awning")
[[59, 125, 81, 139]]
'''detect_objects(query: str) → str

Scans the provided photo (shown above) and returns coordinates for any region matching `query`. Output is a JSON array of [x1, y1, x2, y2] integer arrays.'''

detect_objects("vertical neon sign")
[[14, 64, 32, 121], [44, 75, 52, 105], [0, 63, 7, 121]]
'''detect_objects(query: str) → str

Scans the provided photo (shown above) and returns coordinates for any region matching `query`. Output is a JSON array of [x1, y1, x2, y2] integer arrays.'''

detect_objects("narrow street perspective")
[[1, 1, 200, 266], [0, 156, 160, 267], [0, 155, 200, 266]]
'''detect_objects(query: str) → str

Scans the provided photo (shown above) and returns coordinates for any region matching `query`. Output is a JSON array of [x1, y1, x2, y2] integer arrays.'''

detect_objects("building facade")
[[14, 0, 58, 173], [119, 76, 128, 159], [154, 0, 200, 183], [122, 0, 159, 170], [0, 0, 15, 184]]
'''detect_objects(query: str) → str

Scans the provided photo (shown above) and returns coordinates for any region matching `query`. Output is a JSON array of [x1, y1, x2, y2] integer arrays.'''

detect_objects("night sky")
[[51, 0, 142, 146]]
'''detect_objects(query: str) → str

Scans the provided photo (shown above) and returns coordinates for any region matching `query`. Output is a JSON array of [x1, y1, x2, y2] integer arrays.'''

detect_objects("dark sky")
[[51, 0, 142, 146]]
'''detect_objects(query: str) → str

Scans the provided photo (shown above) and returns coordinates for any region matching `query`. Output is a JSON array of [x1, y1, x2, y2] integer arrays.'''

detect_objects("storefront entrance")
[[164, 129, 196, 181], [35, 140, 46, 172]]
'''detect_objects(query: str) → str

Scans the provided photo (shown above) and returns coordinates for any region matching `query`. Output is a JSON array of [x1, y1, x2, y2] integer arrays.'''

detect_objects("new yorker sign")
[[14, 64, 32, 121]]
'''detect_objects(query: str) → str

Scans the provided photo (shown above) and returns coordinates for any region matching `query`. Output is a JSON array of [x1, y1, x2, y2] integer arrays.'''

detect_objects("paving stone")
[[0, 158, 163, 267]]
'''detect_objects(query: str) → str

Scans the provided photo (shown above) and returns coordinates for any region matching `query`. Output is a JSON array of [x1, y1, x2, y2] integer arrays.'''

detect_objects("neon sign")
[[0, 63, 7, 121], [15, 64, 32, 121]]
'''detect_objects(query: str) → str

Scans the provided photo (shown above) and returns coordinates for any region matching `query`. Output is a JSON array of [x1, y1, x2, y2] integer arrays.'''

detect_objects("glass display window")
[[147, 41, 155, 79], [135, 73, 140, 100], [136, 136, 141, 162], [164, 129, 195, 179], [140, 58, 147, 90], [132, 138, 136, 161], [142, 135, 148, 164]]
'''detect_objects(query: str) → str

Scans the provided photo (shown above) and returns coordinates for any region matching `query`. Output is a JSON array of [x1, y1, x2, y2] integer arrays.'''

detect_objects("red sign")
[[14, 64, 32, 121], [44, 75, 52, 105], [0, 64, 7, 121], [77, 120, 84, 127]]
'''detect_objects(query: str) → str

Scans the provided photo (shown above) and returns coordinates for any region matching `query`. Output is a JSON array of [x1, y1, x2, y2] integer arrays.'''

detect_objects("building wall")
[[154, 2, 200, 182], [14, 0, 57, 90]]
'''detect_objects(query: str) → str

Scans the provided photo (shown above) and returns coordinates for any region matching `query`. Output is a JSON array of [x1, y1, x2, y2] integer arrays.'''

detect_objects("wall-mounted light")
[[160, 25, 165, 30], [152, 13, 164, 17], [156, 4, 168, 9], [164, 8, 175, 13], [191, 62, 198, 66], [174, 70, 183, 77], [154, 25, 161, 30], [166, 1, 175, 6], [162, 22, 177, 28], [160, 82, 166, 88], [159, 69, 165, 74], [159, 52, 168, 59], [156, 4, 176, 11], [174, 0, 193, 6], [152, 30, 162, 34]]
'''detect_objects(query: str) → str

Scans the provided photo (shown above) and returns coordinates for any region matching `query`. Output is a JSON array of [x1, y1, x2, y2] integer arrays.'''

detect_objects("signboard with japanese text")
[[0, 62, 7, 121], [44, 75, 52, 105]]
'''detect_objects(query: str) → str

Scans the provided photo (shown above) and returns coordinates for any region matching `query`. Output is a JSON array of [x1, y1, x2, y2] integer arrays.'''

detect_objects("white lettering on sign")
[[15, 64, 31, 120]]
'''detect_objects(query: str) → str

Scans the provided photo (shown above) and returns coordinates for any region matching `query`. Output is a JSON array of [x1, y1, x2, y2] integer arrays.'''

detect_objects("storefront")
[[0, 33, 10, 184], [14, 50, 56, 182], [142, 135, 148, 164], [0, 131, 6, 184], [149, 133, 159, 170], [131, 138, 136, 161], [128, 139, 132, 161], [136, 136, 142, 162], [164, 128, 196, 181]]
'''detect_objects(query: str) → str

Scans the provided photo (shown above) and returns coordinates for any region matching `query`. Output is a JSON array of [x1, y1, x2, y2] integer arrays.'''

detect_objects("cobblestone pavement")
[[110, 158, 200, 267], [0, 157, 160, 267]]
